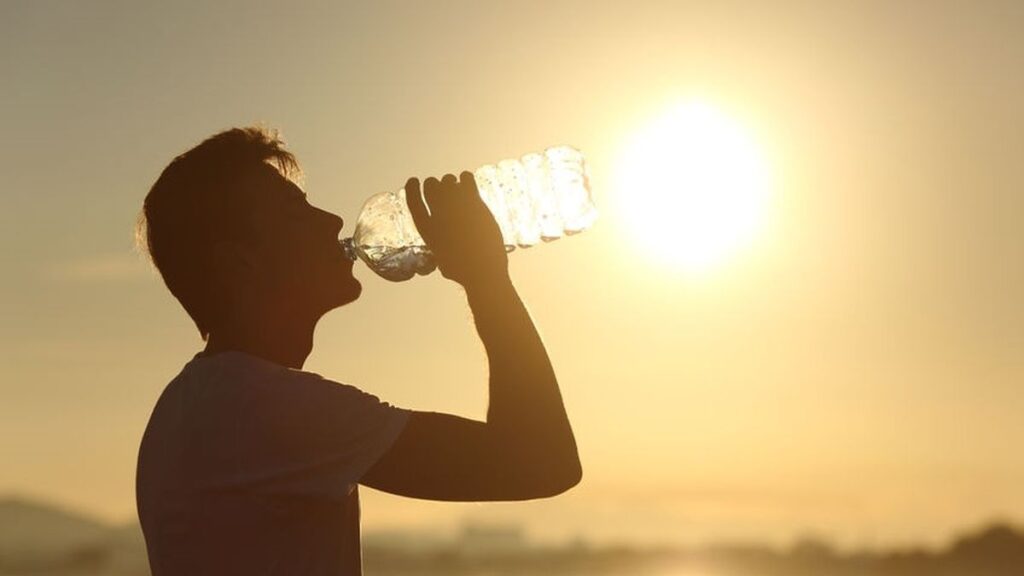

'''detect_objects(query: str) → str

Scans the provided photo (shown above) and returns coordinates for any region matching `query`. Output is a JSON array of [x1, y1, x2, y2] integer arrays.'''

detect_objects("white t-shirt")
[[136, 350, 411, 576]]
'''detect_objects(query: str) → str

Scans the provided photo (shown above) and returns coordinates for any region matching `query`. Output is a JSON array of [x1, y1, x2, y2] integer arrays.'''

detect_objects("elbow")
[[535, 456, 582, 498], [499, 432, 582, 499], [559, 459, 583, 493]]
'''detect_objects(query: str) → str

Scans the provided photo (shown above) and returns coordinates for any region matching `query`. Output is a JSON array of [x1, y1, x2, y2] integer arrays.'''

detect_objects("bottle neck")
[[339, 237, 358, 261]]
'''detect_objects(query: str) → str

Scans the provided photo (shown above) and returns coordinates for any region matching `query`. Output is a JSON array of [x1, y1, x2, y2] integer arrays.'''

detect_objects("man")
[[135, 126, 581, 575]]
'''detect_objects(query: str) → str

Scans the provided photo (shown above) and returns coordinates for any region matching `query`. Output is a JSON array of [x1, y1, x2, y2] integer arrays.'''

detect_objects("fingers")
[[423, 176, 443, 211], [410, 171, 478, 238], [459, 170, 483, 208], [405, 177, 432, 243], [426, 173, 466, 215]]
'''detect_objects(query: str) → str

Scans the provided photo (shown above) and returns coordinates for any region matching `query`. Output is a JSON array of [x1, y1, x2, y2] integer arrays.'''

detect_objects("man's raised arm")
[[359, 172, 581, 501]]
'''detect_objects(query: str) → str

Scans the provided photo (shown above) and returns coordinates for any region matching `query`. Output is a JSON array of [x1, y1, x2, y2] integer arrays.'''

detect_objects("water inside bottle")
[[359, 244, 435, 282]]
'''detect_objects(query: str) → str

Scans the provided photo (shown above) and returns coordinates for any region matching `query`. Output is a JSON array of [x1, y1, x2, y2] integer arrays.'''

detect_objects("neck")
[[203, 307, 320, 370]]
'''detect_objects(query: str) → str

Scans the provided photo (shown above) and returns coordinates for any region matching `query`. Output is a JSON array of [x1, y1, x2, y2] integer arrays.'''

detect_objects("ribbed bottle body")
[[343, 145, 596, 281]]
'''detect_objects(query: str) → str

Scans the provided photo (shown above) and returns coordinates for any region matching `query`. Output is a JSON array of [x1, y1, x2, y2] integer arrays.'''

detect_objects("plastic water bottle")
[[341, 146, 597, 281]]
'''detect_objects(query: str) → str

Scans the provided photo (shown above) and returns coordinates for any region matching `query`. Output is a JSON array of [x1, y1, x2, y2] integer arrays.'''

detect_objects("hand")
[[405, 171, 509, 288]]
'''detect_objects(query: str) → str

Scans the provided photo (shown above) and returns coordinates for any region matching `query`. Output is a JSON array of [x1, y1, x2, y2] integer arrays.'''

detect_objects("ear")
[[209, 240, 260, 284]]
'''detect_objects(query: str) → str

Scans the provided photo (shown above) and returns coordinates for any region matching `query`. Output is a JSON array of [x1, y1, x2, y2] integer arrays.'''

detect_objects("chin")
[[334, 278, 362, 307], [312, 270, 362, 313]]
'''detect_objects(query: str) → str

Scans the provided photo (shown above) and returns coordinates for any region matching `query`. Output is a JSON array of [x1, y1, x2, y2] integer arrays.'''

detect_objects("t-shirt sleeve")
[[198, 364, 411, 501]]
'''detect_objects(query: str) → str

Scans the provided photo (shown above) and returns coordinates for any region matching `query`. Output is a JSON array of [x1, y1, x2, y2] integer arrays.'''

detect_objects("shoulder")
[[184, 351, 402, 413], [183, 350, 326, 389]]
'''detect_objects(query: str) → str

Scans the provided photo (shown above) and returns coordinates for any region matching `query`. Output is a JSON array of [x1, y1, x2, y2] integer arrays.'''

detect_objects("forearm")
[[464, 275, 580, 466]]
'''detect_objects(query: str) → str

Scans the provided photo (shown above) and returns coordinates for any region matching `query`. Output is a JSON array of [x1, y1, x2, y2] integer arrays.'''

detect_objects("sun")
[[613, 100, 771, 274]]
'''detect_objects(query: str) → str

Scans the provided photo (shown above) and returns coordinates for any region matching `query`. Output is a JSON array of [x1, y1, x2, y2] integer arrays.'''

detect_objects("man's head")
[[138, 127, 360, 341]]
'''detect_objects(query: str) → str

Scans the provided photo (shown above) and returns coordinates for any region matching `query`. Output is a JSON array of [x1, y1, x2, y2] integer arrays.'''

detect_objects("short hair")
[[136, 126, 301, 341]]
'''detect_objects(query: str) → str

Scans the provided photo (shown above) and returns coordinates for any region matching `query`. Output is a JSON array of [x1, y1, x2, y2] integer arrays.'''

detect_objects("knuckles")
[[419, 171, 478, 206]]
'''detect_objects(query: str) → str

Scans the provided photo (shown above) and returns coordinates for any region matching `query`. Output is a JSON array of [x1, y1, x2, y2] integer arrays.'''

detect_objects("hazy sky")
[[2, 0, 1022, 550]]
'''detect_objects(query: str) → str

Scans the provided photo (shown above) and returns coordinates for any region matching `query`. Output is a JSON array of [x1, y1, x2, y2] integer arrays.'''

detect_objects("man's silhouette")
[[134, 127, 582, 575]]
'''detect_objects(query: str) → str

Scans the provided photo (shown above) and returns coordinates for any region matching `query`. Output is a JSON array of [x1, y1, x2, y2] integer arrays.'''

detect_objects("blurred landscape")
[[3, 495, 1021, 576]]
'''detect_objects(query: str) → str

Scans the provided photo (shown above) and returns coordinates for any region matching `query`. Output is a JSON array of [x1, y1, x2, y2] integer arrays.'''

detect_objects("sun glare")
[[614, 100, 771, 274]]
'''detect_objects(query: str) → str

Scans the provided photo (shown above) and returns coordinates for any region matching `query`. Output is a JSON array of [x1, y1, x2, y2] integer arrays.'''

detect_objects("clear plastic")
[[342, 145, 597, 281]]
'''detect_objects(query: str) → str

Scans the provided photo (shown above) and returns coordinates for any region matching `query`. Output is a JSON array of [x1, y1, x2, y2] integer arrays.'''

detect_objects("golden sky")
[[2, 0, 1022, 549]]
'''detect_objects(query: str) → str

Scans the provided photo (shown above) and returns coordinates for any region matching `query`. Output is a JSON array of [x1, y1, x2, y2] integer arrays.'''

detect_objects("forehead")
[[233, 162, 306, 232], [242, 162, 306, 205]]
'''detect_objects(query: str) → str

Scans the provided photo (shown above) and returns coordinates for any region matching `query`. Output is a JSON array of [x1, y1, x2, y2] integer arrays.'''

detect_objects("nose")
[[320, 207, 344, 234]]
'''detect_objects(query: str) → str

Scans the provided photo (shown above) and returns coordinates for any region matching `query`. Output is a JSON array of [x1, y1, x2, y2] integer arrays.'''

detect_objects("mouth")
[[337, 243, 358, 274], [339, 238, 358, 262], [337, 248, 355, 269]]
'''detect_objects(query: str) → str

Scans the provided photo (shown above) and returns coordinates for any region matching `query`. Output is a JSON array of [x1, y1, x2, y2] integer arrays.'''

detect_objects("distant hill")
[[943, 523, 1024, 574], [0, 496, 113, 556], [0, 495, 148, 575]]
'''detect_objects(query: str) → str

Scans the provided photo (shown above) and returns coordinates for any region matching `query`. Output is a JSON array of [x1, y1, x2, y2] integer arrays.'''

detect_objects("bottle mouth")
[[339, 237, 358, 261]]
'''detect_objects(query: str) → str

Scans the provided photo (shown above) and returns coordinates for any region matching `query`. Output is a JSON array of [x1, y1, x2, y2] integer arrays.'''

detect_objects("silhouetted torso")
[[136, 351, 409, 576]]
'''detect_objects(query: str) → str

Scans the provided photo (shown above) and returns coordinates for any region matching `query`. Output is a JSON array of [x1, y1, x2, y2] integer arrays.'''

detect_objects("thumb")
[[404, 177, 432, 243]]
